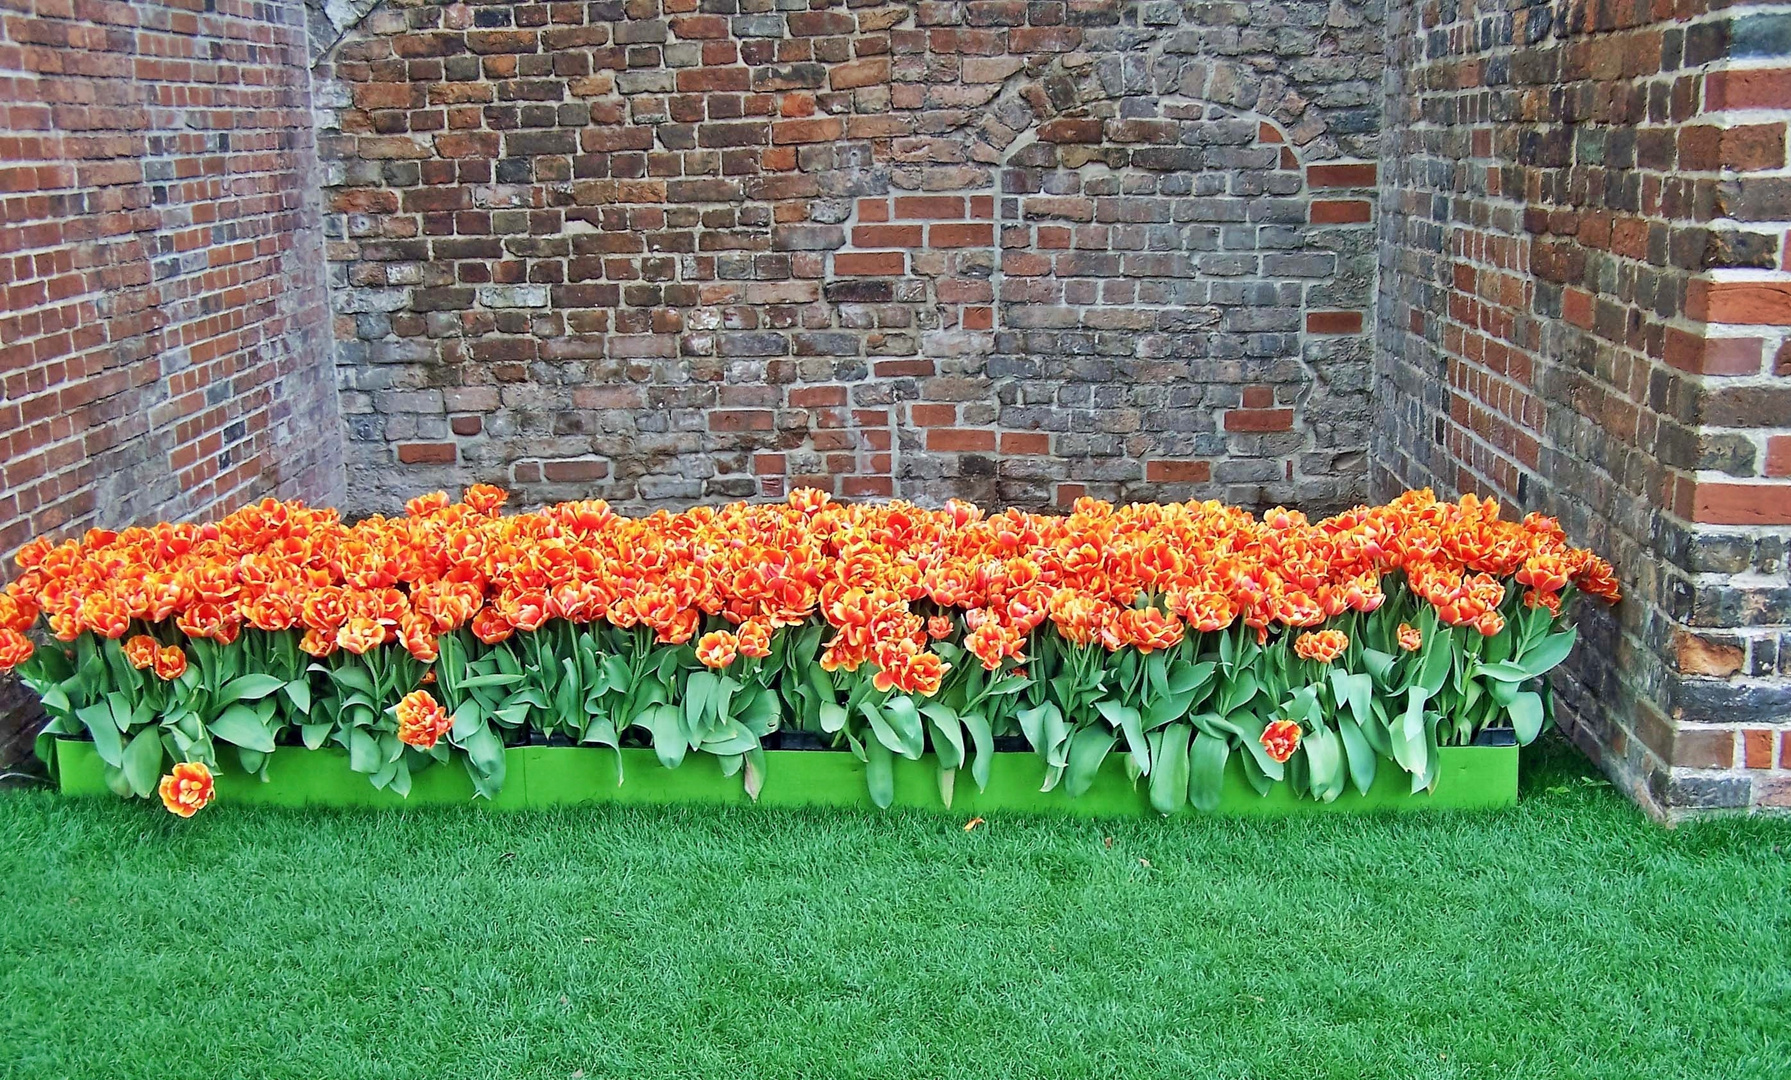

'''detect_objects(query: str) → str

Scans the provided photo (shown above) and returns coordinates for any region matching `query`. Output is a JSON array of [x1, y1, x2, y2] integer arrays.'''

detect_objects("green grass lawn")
[[2, 736, 1787, 1080]]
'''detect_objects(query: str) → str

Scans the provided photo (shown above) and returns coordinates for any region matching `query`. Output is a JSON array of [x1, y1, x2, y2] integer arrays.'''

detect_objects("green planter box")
[[53, 738, 1518, 816]]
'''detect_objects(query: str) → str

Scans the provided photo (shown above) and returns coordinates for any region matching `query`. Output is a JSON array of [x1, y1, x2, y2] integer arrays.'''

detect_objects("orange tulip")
[[124, 634, 159, 670], [696, 630, 739, 669], [0, 628, 33, 671], [1294, 629, 1348, 664], [737, 619, 773, 658], [159, 761, 214, 817], [396, 689, 453, 749], [1260, 719, 1302, 764], [152, 646, 187, 680]]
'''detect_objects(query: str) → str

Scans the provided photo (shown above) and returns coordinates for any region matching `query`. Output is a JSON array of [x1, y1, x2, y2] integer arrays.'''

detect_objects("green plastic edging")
[[54, 738, 1517, 816]]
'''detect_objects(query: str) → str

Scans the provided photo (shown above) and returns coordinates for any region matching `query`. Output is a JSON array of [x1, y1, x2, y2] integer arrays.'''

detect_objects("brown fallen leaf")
[[963, 817, 985, 832]]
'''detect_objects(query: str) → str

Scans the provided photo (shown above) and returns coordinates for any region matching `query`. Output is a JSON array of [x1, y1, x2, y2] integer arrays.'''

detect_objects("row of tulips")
[[0, 486, 1617, 816]]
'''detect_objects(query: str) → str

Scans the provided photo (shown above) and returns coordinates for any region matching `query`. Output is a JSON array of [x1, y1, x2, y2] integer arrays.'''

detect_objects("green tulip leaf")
[[960, 711, 993, 791], [1147, 723, 1192, 815], [1337, 716, 1377, 795], [864, 736, 894, 809], [121, 728, 164, 800], [1064, 725, 1116, 798], [1507, 691, 1545, 744], [1187, 731, 1229, 812], [217, 674, 287, 706], [209, 705, 276, 754]]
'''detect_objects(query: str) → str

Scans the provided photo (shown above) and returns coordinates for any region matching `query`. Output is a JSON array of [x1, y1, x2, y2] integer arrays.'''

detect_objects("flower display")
[[158, 762, 215, 817], [3, 486, 1617, 813]]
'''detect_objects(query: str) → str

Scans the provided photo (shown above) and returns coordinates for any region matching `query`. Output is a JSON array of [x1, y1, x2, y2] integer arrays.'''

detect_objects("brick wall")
[[0, 0, 344, 764], [1376, 0, 1791, 815], [3, 0, 1785, 813], [316, 0, 1385, 516]]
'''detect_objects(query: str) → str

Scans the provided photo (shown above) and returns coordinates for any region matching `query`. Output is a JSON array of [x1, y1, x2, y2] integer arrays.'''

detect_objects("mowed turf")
[[2, 737, 1787, 1080]]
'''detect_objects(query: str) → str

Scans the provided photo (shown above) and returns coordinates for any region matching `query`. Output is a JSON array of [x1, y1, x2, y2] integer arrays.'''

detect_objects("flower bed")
[[0, 487, 1616, 817]]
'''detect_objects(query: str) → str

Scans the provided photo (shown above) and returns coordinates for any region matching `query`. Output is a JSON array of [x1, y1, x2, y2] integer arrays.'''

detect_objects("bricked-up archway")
[[315, 0, 1386, 515]]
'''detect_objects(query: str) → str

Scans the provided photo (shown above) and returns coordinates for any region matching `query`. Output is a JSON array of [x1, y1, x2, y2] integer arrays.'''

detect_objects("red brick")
[[999, 432, 1050, 454], [1722, 124, 1786, 172], [1145, 459, 1211, 483], [1692, 482, 1791, 525], [841, 475, 894, 496], [1668, 332, 1762, 376], [1673, 729, 1735, 770], [962, 306, 993, 330], [893, 196, 965, 219], [930, 223, 993, 248], [466, 30, 540, 54], [1306, 310, 1363, 334], [678, 66, 750, 92], [772, 117, 845, 144], [709, 409, 774, 432], [670, 15, 730, 38], [829, 58, 889, 90], [851, 224, 923, 247], [541, 457, 610, 482], [754, 452, 786, 475], [874, 359, 934, 377], [927, 428, 996, 452], [1688, 280, 1791, 326], [1037, 117, 1103, 143], [450, 415, 483, 436], [398, 443, 456, 464], [1744, 729, 1776, 770], [1306, 163, 1376, 187], [1310, 199, 1371, 224], [835, 252, 905, 275], [1705, 69, 1791, 111], [789, 386, 847, 408], [1224, 408, 1295, 432], [1242, 386, 1275, 409], [912, 404, 957, 426], [1766, 436, 1791, 478], [1563, 288, 1595, 329], [1678, 125, 1722, 171], [1676, 631, 1744, 677]]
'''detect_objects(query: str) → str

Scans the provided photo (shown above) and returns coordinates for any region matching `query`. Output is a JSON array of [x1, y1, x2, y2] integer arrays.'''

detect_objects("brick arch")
[[961, 50, 1321, 166], [878, 71, 1376, 510], [310, 0, 1380, 513], [982, 102, 1320, 503]]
